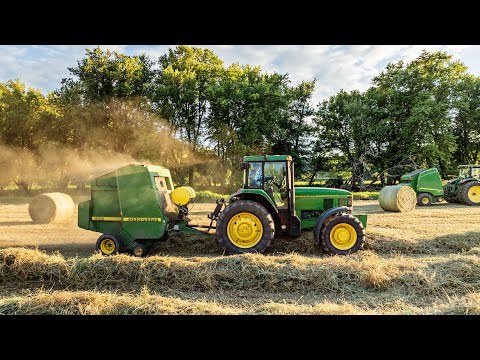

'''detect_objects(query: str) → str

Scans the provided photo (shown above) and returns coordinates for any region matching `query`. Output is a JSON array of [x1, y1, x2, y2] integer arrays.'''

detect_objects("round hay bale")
[[28, 193, 75, 224], [378, 185, 417, 212]]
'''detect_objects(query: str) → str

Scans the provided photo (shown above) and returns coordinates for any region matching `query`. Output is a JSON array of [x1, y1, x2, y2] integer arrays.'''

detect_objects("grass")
[[2, 247, 480, 296], [1, 197, 480, 314], [1, 248, 480, 314], [195, 190, 229, 203], [2, 289, 479, 315], [353, 191, 379, 200]]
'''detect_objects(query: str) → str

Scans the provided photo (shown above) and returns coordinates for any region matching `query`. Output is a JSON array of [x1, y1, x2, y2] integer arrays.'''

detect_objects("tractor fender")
[[459, 178, 477, 185], [313, 206, 350, 245], [229, 192, 280, 227], [229, 192, 278, 214]]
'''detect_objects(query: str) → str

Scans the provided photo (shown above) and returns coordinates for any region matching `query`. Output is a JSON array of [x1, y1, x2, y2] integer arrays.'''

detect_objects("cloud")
[[0, 45, 140, 93], [0, 45, 477, 105]]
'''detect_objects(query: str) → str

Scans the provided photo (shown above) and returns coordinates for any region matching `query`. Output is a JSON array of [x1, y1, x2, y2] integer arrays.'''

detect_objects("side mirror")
[[239, 162, 251, 170]]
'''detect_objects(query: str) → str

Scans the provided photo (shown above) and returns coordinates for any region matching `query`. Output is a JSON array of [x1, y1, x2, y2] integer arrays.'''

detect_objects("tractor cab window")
[[247, 162, 263, 188], [471, 167, 480, 178], [264, 162, 288, 208], [459, 168, 470, 178]]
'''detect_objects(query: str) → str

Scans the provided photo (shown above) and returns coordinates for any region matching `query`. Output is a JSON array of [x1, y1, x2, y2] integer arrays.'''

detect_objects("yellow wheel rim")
[[330, 223, 357, 250], [227, 212, 263, 248], [134, 247, 143, 256], [468, 186, 480, 203], [422, 197, 429, 204], [100, 239, 116, 255]]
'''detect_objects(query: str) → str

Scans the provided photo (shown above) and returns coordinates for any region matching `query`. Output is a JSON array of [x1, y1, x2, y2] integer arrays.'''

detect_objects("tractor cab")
[[241, 155, 292, 208], [458, 165, 480, 179], [238, 155, 300, 237]]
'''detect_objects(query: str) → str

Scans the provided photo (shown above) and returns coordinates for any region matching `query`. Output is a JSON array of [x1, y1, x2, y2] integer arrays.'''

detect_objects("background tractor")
[[78, 155, 368, 257], [443, 165, 480, 205]]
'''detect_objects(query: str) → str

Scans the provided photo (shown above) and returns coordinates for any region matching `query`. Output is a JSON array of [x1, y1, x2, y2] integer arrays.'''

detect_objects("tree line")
[[0, 46, 479, 193]]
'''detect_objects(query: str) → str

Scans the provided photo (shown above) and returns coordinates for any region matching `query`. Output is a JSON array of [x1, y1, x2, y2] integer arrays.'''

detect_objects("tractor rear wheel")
[[417, 193, 433, 206], [458, 181, 480, 206], [318, 214, 365, 255], [96, 234, 121, 256], [216, 200, 275, 254]]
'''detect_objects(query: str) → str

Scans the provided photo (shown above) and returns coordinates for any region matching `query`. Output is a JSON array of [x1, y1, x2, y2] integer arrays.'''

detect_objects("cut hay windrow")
[[365, 232, 480, 255], [1, 248, 480, 297], [0, 290, 238, 315], [378, 185, 417, 212], [1, 290, 480, 315], [28, 193, 75, 224]]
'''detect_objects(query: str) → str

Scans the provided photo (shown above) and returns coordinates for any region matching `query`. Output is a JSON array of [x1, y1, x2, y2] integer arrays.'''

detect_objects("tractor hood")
[[295, 187, 352, 197]]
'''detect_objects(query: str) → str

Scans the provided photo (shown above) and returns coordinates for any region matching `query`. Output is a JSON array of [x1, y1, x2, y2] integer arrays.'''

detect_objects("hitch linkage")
[[206, 198, 225, 232]]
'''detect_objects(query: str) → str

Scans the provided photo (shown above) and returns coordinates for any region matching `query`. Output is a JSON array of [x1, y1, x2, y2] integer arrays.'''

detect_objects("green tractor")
[[215, 155, 367, 255], [443, 165, 480, 205]]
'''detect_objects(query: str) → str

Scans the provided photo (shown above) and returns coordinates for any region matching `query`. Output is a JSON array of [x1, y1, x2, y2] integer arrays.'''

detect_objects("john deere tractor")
[[443, 165, 480, 205], [79, 155, 368, 257], [215, 155, 367, 255]]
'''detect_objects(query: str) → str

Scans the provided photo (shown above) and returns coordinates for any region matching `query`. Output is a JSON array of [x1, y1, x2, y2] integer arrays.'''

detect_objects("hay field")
[[1, 197, 480, 315]]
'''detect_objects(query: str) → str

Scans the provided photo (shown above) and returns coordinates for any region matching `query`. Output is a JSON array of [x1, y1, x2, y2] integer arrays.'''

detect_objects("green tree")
[[60, 47, 155, 153], [315, 51, 467, 188], [151, 45, 224, 185], [0, 80, 62, 191], [207, 64, 295, 187], [0, 80, 52, 149], [315, 90, 374, 188], [371, 51, 463, 176], [452, 75, 480, 166], [270, 80, 316, 177]]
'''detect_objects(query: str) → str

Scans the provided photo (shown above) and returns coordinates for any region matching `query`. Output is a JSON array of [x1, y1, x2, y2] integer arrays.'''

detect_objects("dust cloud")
[[0, 97, 233, 192]]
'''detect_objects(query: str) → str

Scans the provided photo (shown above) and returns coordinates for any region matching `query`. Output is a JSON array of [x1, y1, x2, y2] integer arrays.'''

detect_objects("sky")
[[1, 45, 479, 105]]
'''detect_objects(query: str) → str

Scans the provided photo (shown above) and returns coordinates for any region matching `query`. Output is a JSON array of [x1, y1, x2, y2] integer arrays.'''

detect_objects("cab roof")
[[458, 165, 480, 168], [243, 155, 292, 162]]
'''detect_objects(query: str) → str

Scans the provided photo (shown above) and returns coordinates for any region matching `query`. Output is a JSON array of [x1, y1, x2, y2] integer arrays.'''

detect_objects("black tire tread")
[[216, 200, 275, 254], [417, 193, 433, 206], [458, 180, 480, 206], [96, 233, 120, 256], [132, 243, 147, 257], [319, 214, 365, 255]]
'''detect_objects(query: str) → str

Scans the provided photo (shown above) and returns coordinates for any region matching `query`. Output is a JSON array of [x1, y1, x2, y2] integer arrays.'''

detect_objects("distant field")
[[1, 197, 479, 314]]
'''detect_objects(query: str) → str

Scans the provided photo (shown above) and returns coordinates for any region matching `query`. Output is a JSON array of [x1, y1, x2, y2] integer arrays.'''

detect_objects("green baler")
[[78, 164, 182, 257], [400, 168, 444, 206]]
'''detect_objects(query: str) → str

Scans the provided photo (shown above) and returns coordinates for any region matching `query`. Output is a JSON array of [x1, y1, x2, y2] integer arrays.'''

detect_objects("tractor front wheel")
[[458, 181, 480, 206], [417, 193, 433, 206], [96, 234, 121, 256], [216, 200, 275, 254], [317, 214, 365, 255]]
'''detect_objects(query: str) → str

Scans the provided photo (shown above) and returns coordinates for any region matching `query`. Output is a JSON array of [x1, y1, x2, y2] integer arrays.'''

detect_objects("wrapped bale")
[[378, 185, 416, 212], [28, 193, 75, 224]]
